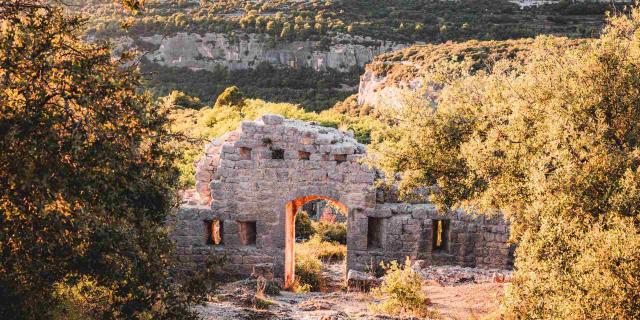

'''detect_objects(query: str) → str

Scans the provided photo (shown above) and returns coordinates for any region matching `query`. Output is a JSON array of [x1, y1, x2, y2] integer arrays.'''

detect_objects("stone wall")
[[172, 114, 513, 282], [174, 114, 377, 278], [347, 203, 513, 272]]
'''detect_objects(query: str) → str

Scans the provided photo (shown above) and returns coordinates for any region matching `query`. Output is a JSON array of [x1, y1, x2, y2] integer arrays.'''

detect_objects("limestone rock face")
[[356, 39, 546, 108], [357, 62, 428, 108], [141, 32, 406, 72]]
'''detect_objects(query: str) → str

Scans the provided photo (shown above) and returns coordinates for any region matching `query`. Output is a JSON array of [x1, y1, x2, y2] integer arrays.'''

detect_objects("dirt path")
[[198, 281, 506, 319], [425, 283, 505, 320]]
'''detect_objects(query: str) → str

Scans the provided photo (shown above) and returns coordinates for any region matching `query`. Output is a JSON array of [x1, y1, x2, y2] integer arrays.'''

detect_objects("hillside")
[[356, 37, 589, 107], [71, 0, 620, 110]]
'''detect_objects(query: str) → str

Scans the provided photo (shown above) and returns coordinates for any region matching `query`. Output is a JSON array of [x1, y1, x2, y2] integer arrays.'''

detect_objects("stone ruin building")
[[173, 114, 514, 287]]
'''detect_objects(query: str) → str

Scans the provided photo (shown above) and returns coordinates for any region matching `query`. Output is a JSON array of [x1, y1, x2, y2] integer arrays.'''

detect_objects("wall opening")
[[284, 195, 348, 289], [204, 219, 223, 245], [334, 154, 347, 164], [432, 219, 450, 252], [298, 150, 311, 160], [240, 147, 252, 160], [271, 148, 284, 160], [238, 221, 257, 246], [367, 217, 383, 250]]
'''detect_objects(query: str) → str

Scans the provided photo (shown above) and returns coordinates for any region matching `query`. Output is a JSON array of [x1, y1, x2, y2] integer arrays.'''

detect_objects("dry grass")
[[296, 234, 346, 262], [294, 235, 347, 291]]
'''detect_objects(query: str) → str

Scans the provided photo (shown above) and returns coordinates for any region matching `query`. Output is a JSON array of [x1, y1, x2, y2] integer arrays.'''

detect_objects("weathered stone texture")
[[347, 203, 514, 272], [173, 115, 513, 280], [140, 32, 406, 73]]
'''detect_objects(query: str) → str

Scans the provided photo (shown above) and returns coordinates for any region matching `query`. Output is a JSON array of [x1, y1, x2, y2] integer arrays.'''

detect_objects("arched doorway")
[[284, 195, 348, 288]]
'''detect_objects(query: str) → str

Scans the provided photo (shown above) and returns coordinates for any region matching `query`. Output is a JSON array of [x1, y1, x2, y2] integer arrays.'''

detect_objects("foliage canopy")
[[0, 1, 207, 318], [370, 8, 640, 319]]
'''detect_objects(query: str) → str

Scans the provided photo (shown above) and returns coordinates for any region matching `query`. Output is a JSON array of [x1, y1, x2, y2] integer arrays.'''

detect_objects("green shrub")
[[214, 85, 246, 110], [253, 277, 275, 309], [0, 2, 205, 318], [50, 275, 110, 320], [313, 221, 347, 244], [298, 234, 346, 262], [263, 281, 281, 296], [161, 90, 204, 109], [295, 211, 315, 240], [370, 258, 433, 318], [294, 235, 348, 291]]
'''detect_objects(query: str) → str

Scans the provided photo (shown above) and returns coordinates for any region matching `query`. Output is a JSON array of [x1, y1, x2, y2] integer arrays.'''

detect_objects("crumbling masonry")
[[173, 115, 513, 286]]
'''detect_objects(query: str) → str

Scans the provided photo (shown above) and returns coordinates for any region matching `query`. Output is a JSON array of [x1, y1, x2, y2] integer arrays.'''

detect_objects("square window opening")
[[367, 217, 383, 250], [334, 154, 347, 164], [298, 151, 311, 160], [432, 219, 450, 252], [205, 219, 223, 245], [240, 147, 252, 160], [238, 221, 257, 246], [271, 148, 284, 160]]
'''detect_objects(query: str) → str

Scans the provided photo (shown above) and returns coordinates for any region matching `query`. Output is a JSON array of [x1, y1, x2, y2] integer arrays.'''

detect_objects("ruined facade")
[[173, 115, 513, 286]]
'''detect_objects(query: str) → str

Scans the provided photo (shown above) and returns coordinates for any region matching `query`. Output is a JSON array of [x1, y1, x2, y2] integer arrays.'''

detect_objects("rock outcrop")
[[356, 38, 582, 108], [139, 32, 405, 72]]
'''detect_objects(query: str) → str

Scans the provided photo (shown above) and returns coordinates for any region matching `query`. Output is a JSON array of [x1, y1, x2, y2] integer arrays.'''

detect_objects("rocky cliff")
[[356, 38, 585, 107], [139, 32, 406, 73]]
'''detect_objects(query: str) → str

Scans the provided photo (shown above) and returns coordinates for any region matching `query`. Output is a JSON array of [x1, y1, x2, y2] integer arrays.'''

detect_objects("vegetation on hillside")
[[0, 1, 213, 319], [143, 62, 360, 111], [80, 0, 613, 42], [369, 8, 640, 319], [365, 37, 587, 101], [67, 0, 621, 112]]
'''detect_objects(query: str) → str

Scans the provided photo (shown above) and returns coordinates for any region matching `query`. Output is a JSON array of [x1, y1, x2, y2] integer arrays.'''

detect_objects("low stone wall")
[[172, 204, 275, 276], [347, 203, 514, 272]]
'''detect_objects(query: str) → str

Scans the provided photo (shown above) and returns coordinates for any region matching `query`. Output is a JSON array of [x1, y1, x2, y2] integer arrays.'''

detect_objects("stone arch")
[[284, 194, 348, 288], [185, 114, 377, 278]]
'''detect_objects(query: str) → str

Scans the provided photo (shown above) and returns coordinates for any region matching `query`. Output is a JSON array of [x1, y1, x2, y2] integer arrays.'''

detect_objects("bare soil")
[[198, 278, 506, 320]]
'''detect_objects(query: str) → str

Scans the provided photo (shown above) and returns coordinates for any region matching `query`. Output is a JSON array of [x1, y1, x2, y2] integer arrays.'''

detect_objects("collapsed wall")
[[172, 115, 513, 282]]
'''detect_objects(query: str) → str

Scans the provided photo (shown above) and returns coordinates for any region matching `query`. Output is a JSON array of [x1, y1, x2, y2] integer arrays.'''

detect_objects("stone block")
[[330, 143, 355, 155], [251, 263, 274, 281], [262, 114, 284, 125], [347, 270, 380, 292], [221, 144, 236, 154], [316, 134, 332, 145]]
